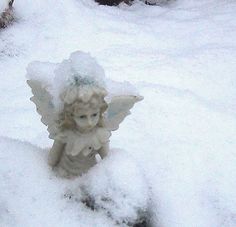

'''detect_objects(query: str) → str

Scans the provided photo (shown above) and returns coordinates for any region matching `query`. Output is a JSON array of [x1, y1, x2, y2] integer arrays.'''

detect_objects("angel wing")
[[27, 79, 59, 139], [104, 95, 143, 131]]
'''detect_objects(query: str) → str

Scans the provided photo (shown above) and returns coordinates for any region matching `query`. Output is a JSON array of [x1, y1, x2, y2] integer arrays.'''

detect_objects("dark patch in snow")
[[80, 188, 151, 227], [144, 0, 174, 6], [95, 0, 132, 6], [0, 0, 14, 29]]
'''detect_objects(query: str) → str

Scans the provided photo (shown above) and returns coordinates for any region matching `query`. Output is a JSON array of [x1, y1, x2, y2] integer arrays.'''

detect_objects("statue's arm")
[[97, 142, 109, 159], [48, 140, 65, 167]]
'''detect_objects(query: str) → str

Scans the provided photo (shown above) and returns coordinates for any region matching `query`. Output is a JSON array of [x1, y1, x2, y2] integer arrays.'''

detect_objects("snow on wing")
[[104, 95, 143, 131], [27, 79, 59, 139]]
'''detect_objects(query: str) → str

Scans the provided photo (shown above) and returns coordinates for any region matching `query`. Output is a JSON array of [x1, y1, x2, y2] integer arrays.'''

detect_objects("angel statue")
[[27, 51, 143, 178]]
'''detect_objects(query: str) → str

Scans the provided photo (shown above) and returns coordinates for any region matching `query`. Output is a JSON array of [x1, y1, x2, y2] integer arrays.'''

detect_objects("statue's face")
[[73, 107, 100, 133]]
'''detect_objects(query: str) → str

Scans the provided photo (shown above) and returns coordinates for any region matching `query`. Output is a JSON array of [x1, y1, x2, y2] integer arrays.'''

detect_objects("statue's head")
[[52, 51, 108, 133], [59, 84, 107, 133]]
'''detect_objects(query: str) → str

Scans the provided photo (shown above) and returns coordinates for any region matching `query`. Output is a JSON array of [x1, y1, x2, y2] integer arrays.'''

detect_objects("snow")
[[0, 0, 8, 13], [0, 137, 147, 226], [1, 0, 236, 226]]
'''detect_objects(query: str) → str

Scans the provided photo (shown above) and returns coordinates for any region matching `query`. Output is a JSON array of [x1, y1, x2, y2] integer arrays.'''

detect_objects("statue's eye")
[[92, 113, 98, 117], [79, 115, 86, 119]]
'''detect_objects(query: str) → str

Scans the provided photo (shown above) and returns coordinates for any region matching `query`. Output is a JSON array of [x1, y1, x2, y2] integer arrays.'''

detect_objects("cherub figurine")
[[27, 51, 142, 178]]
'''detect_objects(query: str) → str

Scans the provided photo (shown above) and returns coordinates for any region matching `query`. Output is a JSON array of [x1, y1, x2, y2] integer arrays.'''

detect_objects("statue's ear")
[[59, 90, 66, 102]]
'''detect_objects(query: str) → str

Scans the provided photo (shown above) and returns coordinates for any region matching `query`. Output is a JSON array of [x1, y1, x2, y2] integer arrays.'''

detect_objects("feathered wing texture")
[[104, 95, 143, 131], [27, 80, 59, 139]]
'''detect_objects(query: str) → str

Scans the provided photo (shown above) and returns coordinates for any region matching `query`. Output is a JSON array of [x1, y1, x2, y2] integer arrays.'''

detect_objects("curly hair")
[[58, 85, 108, 130]]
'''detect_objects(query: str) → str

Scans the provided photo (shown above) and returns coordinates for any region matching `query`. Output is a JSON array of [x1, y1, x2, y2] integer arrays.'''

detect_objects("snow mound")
[[78, 149, 149, 225], [0, 137, 149, 227]]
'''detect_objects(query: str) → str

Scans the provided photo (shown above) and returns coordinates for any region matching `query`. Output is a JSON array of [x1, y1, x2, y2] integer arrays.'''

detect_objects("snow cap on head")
[[54, 51, 106, 88], [53, 51, 106, 109]]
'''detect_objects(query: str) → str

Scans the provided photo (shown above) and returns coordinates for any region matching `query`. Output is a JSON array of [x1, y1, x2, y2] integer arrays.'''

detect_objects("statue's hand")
[[82, 146, 94, 157]]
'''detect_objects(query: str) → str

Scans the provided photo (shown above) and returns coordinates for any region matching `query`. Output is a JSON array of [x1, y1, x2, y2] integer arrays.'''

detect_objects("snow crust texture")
[[0, 0, 236, 227]]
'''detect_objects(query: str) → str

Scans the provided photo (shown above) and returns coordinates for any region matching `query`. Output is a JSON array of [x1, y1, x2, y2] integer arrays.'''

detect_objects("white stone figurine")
[[27, 51, 142, 178]]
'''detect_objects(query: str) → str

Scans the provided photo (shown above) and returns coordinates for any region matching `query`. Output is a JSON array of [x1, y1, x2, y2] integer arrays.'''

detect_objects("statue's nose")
[[88, 117, 93, 126]]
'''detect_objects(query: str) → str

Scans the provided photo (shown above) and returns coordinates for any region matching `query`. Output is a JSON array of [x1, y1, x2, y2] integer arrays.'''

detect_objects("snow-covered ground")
[[0, 0, 236, 226], [0, 0, 9, 13]]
